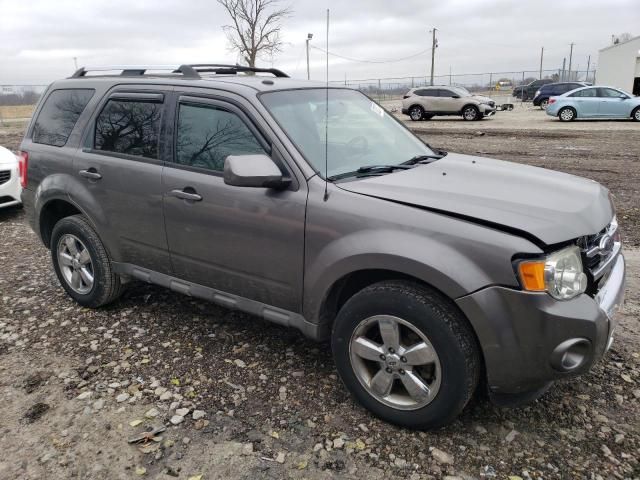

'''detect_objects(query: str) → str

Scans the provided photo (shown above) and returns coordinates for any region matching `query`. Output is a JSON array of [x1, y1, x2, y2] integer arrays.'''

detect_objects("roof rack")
[[70, 64, 289, 79]]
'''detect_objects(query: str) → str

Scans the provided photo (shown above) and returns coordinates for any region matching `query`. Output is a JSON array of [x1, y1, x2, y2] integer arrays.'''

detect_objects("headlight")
[[535, 90, 541, 96], [517, 246, 587, 300]]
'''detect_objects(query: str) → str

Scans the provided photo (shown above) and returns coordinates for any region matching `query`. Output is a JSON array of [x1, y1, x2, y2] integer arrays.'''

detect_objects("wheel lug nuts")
[[400, 356, 407, 363], [388, 347, 395, 354], [385, 367, 392, 374], [399, 369, 405, 375], [379, 354, 386, 360]]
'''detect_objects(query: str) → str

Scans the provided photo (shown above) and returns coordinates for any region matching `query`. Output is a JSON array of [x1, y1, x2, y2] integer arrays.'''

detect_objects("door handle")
[[79, 169, 102, 180], [169, 189, 202, 202]]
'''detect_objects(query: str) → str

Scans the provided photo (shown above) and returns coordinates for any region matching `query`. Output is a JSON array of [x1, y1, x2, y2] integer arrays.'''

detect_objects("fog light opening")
[[551, 338, 591, 372]]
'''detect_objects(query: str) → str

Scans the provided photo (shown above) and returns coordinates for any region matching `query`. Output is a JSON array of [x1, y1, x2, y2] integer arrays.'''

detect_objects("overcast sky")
[[1, 0, 638, 85]]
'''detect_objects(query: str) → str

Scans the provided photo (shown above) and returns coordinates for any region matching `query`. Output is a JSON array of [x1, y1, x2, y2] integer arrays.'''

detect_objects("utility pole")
[[73, 57, 78, 70], [306, 33, 313, 80], [561, 57, 566, 81], [567, 43, 574, 81], [586, 55, 591, 83], [539, 47, 544, 78], [429, 28, 437, 86]]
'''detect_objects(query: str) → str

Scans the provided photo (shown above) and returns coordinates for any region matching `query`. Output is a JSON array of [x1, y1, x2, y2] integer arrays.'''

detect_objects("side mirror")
[[451, 95, 460, 99], [223, 154, 290, 189]]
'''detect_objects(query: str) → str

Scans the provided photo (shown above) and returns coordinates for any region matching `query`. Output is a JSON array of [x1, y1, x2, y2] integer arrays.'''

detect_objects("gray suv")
[[20, 64, 625, 430]]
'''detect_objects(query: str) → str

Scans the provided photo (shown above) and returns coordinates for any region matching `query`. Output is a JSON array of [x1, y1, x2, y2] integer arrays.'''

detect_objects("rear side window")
[[95, 100, 162, 159], [570, 88, 597, 98], [32, 89, 94, 147], [175, 103, 266, 171], [415, 89, 437, 97]]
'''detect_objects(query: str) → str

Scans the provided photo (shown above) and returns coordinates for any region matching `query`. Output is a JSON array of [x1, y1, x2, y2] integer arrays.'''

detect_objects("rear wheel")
[[51, 215, 124, 308], [409, 105, 425, 121], [632, 107, 640, 122], [462, 105, 480, 121], [558, 106, 576, 122], [540, 98, 549, 110], [331, 280, 481, 430]]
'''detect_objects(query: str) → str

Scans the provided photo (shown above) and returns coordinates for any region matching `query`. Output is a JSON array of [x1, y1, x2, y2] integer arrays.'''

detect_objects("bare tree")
[[217, 0, 291, 67]]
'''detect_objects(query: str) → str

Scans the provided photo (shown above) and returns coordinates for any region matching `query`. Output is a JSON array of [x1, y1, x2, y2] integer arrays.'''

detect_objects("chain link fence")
[[330, 69, 597, 103]]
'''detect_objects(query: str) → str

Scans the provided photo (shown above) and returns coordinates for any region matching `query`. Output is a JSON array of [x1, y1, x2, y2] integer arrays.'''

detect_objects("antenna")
[[323, 8, 330, 202]]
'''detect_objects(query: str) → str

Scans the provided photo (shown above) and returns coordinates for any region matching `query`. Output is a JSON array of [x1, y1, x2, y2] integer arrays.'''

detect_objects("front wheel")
[[540, 98, 549, 110], [558, 106, 576, 122], [632, 107, 640, 122], [51, 215, 124, 308], [331, 281, 481, 430], [462, 105, 480, 121]]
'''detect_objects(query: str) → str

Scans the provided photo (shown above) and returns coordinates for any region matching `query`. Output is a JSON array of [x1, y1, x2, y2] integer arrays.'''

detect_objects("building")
[[596, 35, 640, 95]]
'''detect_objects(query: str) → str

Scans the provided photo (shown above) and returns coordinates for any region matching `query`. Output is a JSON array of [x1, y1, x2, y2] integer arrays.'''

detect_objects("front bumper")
[[0, 163, 22, 208], [456, 253, 625, 396]]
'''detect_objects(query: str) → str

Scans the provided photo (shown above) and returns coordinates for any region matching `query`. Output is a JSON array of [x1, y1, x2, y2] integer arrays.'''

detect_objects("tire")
[[558, 106, 576, 122], [632, 107, 640, 122], [408, 105, 425, 121], [462, 105, 480, 121], [331, 280, 481, 430], [50, 215, 124, 308], [540, 98, 549, 110]]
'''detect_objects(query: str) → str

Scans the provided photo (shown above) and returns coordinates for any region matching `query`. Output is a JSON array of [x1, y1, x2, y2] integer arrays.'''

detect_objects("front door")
[[74, 88, 172, 273], [597, 87, 631, 117], [162, 95, 306, 312]]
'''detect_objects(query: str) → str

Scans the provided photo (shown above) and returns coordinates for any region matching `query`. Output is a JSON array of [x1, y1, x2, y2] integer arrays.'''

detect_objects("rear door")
[[74, 87, 172, 273], [161, 92, 307, 312], [437, 88, 462, 112], [569, 87, 599, 116], [413, 88, 439, 112]]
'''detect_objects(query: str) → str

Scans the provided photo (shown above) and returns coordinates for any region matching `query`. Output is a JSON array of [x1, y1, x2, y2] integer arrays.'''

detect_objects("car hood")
[[337, 153, 613, 246], [472, 94, 494, 103], [0, 146, 18, 166]]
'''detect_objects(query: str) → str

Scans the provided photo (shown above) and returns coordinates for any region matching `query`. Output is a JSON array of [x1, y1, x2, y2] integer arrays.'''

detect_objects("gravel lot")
[[1, 115, 639, 479]]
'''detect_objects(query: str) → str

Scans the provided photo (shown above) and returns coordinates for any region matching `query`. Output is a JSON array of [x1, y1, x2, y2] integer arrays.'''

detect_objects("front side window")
[[175, 103, 266, 171], [599, 88, 627, 98], [261, 88, 436, 178], [94, 100, 162, 159], [32, 89, 94, 147]]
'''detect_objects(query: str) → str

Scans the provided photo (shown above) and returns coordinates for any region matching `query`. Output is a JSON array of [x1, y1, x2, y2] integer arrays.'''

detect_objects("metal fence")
[[329, 69, 597, 102]]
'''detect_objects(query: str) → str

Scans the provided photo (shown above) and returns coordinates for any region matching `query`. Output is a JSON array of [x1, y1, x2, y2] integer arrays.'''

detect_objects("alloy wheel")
[[463, 107, 477, 120], [410, 107, 423, 121], [560, 108, 575, 121], [349, 315, 442, 410], [540, 99, 549, 110], [57, 234, 94, 294]]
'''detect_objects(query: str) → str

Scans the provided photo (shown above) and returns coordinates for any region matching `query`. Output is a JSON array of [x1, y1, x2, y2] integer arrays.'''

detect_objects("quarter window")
[[175, 103, 266, 172], [32, 89, 94, 147], [94, 99, 162, 159], [415, 89, 437, 97], [599, 88, 627, 98]]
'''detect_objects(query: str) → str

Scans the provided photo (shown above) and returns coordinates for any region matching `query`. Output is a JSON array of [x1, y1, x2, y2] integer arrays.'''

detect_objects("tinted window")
[[95, 100, 162, 159], [438, 89, 455, 97], [570, 88, 597, 98], [599, 88, 627, 98], [175, 103, 266, 171], [415, 89, 437, 97], [32, 89, 94, 147]]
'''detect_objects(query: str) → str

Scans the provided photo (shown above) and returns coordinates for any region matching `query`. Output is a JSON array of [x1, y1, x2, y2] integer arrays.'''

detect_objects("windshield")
[[260, 88, 436, 179]]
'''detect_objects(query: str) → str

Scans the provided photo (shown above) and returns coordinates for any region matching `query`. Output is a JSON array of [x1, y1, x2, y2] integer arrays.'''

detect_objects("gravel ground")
[[1, 117, 639, 479]]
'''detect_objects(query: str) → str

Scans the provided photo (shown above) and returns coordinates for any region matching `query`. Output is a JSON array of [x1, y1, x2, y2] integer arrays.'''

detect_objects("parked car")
[[532, 82, 590, 109], [546, 85, 640, 121], [21, 64, 625, 429], [512, 79, 554, 101], [401, 86, 496, 121], [0, 145, 23, 209]]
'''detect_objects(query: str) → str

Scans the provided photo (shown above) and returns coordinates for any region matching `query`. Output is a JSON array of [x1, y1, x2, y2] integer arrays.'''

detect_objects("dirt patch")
[[22, 402, 51, 423]]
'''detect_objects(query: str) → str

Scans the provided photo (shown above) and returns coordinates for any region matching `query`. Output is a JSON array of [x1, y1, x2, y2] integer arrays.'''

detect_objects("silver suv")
[[402, 85, 497, 121], [20, 64, 625, 430]]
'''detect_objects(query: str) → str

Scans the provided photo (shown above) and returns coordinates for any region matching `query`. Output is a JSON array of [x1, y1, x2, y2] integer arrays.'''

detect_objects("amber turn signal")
[[518, 261, 546, 291]]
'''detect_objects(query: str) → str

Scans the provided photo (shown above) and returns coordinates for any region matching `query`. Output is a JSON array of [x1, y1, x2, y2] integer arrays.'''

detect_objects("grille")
[[0, 170, 10, 185], [488, 101, 496, 107], [576, 218, 620, 292]]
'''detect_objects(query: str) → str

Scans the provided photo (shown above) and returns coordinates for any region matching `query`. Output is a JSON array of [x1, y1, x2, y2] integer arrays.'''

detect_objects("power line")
[[309, 45, 431, 64]]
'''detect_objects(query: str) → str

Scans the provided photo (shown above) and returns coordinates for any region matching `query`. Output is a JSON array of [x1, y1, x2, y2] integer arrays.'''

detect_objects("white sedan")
[[0, 146, 22, 208]]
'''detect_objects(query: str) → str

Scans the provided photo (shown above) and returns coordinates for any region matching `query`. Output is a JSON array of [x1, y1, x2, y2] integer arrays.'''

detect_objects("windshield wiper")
[[327, 164, 412, 181], [401, 152, 447, 165]]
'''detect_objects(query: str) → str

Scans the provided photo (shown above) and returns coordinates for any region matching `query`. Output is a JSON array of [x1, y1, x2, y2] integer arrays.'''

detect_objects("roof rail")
[[70, 64, 289, 79]]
